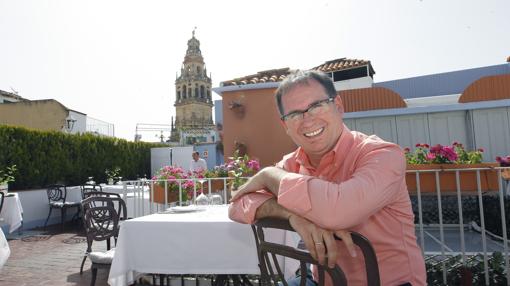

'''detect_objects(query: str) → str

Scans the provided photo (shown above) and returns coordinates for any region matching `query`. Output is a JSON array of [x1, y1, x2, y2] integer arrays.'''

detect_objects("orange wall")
[[222, 88, 297, 167]]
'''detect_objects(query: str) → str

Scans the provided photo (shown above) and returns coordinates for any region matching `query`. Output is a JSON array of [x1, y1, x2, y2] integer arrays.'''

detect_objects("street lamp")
[[65, 114, 76, 133]]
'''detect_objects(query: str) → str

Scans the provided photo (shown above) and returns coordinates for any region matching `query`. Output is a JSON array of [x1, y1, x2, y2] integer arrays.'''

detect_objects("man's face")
[[281, 79, 344, 161], [192, 153, 199, 161]]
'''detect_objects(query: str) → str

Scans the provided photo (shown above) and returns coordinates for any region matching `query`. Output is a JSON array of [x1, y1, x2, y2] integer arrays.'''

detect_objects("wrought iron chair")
[[252, 218, 380, 286], [80, 184, 103, 200], [44, 184, 81, 231], [82, 203, 119, 286], [80, 195, 126, 275], [0, 192, 4, 216]]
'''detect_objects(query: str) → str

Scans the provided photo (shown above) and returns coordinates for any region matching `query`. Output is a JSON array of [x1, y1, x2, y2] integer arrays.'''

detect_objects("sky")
[[1, 0, 509, 142]]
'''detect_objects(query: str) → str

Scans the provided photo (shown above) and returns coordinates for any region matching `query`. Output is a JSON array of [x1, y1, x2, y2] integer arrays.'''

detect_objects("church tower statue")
[[171, 29, 215, 144]]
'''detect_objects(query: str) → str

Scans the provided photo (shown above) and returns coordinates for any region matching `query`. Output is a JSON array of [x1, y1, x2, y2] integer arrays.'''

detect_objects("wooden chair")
[[82, 203, 119, 286], [44, 184, 80, 231], [252, 218, 380, 286]]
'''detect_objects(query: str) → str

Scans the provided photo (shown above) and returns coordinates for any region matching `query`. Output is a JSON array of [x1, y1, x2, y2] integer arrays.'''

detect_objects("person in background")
[[190, 151, 208, 173], [229, 70, 426, 286]]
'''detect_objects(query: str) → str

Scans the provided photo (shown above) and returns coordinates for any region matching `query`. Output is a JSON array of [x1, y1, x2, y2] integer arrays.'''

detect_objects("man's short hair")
[[275, 70, 337, 116], [193, 151, 200, 156]]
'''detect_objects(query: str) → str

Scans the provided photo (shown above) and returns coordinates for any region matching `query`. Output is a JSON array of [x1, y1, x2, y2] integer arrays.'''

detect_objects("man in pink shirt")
[[229, 70, 426, 285]]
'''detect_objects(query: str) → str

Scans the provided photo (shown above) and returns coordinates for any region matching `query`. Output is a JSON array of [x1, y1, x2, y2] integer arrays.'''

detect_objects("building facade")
[[170, 30, 215, 145], [213, 58, 510, 167]]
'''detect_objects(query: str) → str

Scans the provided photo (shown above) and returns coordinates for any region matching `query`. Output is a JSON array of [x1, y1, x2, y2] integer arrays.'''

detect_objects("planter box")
[[150, 184, 180, 204], [203, 179, 228, 193], [406, 163, 499, 194]]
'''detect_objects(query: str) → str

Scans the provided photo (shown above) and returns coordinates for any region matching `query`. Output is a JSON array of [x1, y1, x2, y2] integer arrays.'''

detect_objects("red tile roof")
[[221, 58, 374, 87], [313, 58, 374, 76]]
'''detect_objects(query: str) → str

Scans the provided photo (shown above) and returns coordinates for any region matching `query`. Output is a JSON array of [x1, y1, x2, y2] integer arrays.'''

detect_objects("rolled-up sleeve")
[[228, 190, 274, 224], [278, 146, 406, 230]]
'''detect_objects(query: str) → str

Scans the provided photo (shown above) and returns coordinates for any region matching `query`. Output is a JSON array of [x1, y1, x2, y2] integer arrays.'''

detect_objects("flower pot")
[[150, 184, 181, 204], [406, 163, 499, 194], [203, 179, 227, 193], [501, 169, 510, 180]]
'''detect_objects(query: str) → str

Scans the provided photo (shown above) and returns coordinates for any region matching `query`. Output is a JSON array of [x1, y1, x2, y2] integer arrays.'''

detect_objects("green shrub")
[[0, 125, 163, 190]]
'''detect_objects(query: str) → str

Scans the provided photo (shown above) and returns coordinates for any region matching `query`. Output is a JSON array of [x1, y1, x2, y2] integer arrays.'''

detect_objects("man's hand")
[[230, 167, 289, 202], [230, 170, 269, 202], [289, 214, 356, 268]]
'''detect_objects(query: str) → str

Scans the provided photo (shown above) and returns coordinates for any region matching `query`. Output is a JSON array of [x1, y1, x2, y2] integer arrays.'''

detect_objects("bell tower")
[[171, 29, 215, 144]]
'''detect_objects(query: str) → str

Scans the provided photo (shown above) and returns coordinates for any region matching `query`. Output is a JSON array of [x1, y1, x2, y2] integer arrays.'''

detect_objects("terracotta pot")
[[150, 184, 180, 204], [203, 179, 227, 193], [406, 163, 499, 194], [501, 169, 510, 180]]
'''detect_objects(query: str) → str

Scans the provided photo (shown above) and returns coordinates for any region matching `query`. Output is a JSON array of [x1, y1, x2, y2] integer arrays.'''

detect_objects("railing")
[[408, 166, 509, 285], [118, 168, 510, 285], [118, 177, 236, 217]]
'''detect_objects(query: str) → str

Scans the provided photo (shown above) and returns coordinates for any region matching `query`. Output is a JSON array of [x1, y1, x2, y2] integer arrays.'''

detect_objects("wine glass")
[[210, 193, 223, 205]]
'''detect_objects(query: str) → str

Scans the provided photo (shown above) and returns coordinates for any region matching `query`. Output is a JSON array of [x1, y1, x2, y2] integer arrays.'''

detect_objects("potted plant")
[[405, 142, 497, 194], [0, 165, 17, 194], [150, 166, 195, 204], [224, 150, 260, 192], [496, 155, 510, 180], [105, 167, 121, 185], [404, 142, 498, 193]]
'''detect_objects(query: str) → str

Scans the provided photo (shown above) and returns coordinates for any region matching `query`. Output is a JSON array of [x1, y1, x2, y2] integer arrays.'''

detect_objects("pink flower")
[[426, 153, 436, 161], [247, 160, 260, 171]]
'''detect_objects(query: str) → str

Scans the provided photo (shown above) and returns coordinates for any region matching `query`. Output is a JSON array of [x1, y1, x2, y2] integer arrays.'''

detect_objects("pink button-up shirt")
[[229, 125, 426, 285]]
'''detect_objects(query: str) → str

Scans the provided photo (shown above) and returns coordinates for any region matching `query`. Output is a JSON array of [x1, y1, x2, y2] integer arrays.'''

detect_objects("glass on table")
[[209, 193, 223, 205]]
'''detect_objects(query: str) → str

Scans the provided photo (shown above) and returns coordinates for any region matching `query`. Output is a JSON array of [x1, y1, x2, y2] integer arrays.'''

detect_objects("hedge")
[[0, 125, 164, 190]]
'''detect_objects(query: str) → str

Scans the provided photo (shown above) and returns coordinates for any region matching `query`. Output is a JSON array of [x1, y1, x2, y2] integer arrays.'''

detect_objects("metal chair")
[[44, 184, 81, 231], [82, 203, 119, 286], [80, 195, 126, 275], [252, 218, 380, 286], [0, 192, 4, 216], [80, 184, 103, 200]]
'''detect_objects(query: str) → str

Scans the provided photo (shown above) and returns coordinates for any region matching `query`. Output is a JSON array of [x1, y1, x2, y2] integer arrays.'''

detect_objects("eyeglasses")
[[281, 97, 334, 122]]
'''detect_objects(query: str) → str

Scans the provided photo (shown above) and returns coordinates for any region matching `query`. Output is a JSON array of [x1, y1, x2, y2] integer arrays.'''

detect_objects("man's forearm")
[[255, 197, 293, 220]]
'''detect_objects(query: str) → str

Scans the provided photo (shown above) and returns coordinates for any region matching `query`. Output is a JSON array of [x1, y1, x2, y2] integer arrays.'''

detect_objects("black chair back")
[[252, 218, 380, 286], [47, 184, 67, 203], [0, 192, 4, 214], [81, 184, 103, 200], [82, 196, 127, 223]]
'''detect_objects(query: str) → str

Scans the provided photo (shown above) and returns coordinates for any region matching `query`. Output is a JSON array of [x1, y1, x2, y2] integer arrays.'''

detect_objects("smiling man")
[[229, 70, 426, 286]]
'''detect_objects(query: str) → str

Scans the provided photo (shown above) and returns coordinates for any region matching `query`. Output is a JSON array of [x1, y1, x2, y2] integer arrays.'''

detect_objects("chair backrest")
[[252, 218, 380, 286], [0, 192, 4, 214], [81, 184, 103, 200], [81, 196, 127, 222], [46, 184, 67, 203], [83, 204, 119, 252]]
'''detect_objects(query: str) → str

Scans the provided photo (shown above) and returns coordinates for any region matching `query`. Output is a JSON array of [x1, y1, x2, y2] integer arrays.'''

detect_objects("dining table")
[[0, 227, 9, 269], [108, 205, 298, 286], [0, 193, 23, 233]]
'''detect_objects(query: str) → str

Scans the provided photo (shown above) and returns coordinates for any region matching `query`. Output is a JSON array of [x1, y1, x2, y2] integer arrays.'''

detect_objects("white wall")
[[345, 107, 510, 161], [334, 76, 373, 91], [151, 146, 194, 177]]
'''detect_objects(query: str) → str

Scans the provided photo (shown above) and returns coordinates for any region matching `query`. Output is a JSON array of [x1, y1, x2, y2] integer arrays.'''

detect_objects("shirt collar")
[[294, 124, 352, 172]]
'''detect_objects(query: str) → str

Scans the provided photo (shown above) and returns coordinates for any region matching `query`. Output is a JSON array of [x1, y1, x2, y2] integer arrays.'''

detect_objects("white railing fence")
[[118, 168, 510, 285]]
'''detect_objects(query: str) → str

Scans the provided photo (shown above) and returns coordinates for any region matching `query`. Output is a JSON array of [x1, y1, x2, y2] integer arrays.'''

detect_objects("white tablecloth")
[[0, 193, 23, 233], [0, 228, 9, 269], [108, 205, 295, 286]]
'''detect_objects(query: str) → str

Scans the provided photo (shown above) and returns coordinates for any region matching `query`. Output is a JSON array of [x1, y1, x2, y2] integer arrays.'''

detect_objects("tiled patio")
[[1, 223, 110, 286]]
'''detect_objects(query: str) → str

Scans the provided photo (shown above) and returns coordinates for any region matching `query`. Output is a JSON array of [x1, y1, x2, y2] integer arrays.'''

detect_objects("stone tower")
[[171, 29, 215, 144]]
